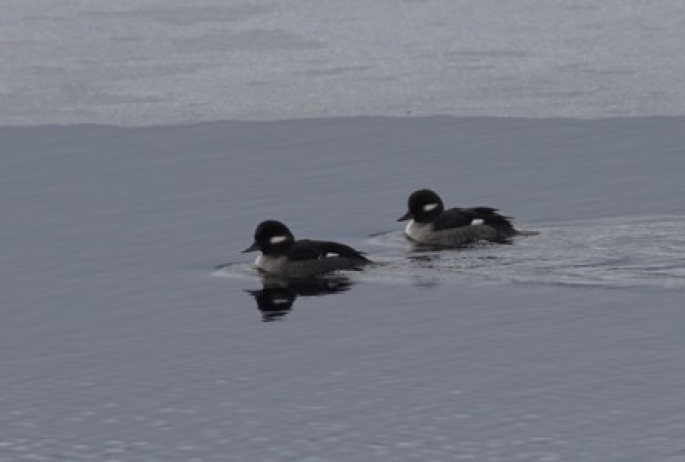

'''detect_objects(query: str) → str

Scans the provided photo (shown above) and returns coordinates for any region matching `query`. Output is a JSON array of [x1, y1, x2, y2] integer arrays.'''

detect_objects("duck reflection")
[[246, 275, 354, 322]]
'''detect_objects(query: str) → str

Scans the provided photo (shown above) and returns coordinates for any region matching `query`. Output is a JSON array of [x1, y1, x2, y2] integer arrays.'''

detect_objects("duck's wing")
[[285, 240, 370, 262], [466, 206, 501, 216], [433, 207, 515, 232], [463, 207, 515, 231], [282, 240, 327, 261], [431, 208, 475, 231], [310, 240, 370, 261], [278, 240, 369, 277]]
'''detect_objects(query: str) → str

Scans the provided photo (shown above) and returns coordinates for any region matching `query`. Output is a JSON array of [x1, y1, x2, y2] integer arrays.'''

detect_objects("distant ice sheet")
[[2, 0, 685, 125]]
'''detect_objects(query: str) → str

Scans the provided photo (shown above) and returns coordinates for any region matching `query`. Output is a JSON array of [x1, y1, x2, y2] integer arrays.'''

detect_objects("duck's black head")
[[397, 189, 445, 223], [243, 220, 295, 255]]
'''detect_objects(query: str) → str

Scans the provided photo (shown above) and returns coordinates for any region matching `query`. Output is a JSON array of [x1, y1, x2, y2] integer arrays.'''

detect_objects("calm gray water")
[[2, 117, 685, 460]]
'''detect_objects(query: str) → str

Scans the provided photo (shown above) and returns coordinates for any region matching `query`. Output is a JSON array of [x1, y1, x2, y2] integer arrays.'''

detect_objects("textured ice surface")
[[2, 117, 685, 461], [2, 0, 685, 125]]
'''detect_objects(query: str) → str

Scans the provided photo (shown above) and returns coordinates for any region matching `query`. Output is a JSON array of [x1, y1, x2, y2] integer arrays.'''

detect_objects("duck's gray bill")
[[397, 211, 412, 222], [242, 242, 259, 253]]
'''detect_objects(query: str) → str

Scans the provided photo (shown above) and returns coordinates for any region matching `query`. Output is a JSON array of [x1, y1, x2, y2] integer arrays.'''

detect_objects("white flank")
[[269, 235, 288, 244], [471, 218, 484, 226], [272, 297, 291, 305]]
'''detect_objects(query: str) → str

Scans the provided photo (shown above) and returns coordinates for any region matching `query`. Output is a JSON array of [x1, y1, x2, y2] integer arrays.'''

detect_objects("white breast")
[[254, 255, 286, 274], [405, 220, 431, 242]]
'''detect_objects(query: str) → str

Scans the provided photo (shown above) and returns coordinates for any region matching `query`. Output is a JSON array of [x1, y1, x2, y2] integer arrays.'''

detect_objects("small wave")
[[213, 262, 256, 280], [363, 216, 685, 289], [215, 216, 685, 289]]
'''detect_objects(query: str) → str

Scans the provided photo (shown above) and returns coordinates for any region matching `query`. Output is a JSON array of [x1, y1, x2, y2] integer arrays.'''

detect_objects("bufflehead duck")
[[397, 189, 537, 247], [243, 220, 371, 277]]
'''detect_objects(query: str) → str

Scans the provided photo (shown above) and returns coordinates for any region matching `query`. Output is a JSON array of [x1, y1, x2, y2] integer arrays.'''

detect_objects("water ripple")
[[367, 215, 685, 289], [217, 216, 685, 290]]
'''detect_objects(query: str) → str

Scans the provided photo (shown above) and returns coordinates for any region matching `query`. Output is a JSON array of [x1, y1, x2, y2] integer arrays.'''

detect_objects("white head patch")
[[471, 218, 484, 226], [269, 235, 288, 245], [423, 203, 439, 212]]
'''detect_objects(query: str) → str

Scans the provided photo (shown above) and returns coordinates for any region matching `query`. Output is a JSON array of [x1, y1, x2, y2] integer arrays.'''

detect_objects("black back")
[[433, 207, 515, 232], [285, 239, 369, 262]]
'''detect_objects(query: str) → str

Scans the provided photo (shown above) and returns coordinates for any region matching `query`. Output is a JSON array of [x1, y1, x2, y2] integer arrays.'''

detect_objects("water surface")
[[2, 117, 685, 460]]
